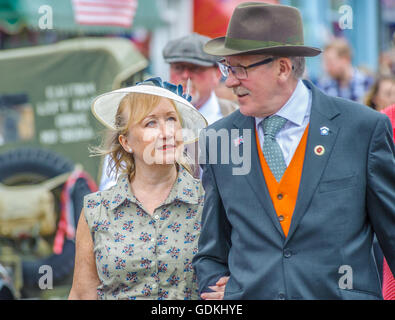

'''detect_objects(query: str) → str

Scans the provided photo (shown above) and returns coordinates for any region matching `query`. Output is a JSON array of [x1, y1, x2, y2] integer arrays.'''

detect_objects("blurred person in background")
[[317, 38, 374, 103], [379, 32, 395, 77], [215, 79, 238, 103], [68, 79, 206, 300], [364, 76, 395, 111], [163, 32, 238, 125]]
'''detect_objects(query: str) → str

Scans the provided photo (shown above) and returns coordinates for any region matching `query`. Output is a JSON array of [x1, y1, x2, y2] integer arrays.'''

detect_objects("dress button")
[[152, 283, 157, 289], [278, 293, 286, 300], [277, 193, 284, 200], [284, 249, 292, 258], [154, 215, 160, 220], [151, 238, 155, 242], [278, 215, 285, 222]]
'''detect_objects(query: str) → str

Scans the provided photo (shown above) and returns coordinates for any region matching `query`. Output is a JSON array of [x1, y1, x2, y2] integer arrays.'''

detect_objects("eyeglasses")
[[218, 57, 278, 80]]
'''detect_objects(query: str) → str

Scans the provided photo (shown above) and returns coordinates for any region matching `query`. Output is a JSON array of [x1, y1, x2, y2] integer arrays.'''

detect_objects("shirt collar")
[[198, 91, 222, 125], [109, 165, 199, 210], [255, 80, 310, 128]]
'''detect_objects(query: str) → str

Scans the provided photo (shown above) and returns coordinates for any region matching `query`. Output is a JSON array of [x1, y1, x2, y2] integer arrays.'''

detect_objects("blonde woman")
[[68, 78, 207, 300]]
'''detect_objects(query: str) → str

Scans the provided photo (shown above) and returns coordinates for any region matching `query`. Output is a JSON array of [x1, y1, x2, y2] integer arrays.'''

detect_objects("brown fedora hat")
[[204, 2, 322, 57]]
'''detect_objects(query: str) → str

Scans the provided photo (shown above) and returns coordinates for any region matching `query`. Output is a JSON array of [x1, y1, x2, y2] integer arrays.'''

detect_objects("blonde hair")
[[92, 92, 192, 181]]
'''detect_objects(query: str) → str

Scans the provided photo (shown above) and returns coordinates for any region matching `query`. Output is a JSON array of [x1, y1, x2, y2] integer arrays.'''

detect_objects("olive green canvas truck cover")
[[0, 37, 148, 181]]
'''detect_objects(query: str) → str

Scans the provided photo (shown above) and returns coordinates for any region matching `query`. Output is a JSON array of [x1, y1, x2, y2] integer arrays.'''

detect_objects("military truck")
[[0, 37, 148, 299]]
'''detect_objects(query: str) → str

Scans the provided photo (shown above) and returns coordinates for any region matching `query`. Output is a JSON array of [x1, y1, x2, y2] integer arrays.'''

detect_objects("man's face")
[[223, 54, 280, 118], [169, 62, 220, 109], [323, 48, 349, 80]]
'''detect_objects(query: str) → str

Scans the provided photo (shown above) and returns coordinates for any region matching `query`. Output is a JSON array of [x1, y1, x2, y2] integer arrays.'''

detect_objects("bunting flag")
[[72, 0, 138, 28]]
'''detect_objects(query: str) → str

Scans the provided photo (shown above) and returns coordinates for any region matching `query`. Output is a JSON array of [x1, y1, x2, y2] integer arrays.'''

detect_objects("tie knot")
[[262, 115, 287, 138]]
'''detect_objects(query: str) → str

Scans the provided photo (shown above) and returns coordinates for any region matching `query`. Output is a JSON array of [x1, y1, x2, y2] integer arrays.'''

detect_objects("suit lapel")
[[233, 113, 285, 239], [285, 80, 341, 244]]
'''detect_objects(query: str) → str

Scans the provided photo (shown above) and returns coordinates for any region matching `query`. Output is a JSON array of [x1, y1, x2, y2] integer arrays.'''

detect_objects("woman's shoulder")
[[83, 182, 125, 230], [83, 187, 113, 208], [84, 173, 129, 206]]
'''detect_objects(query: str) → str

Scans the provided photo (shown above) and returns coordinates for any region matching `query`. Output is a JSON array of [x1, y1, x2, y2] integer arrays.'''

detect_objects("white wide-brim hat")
[[91, 83, 208, 144]]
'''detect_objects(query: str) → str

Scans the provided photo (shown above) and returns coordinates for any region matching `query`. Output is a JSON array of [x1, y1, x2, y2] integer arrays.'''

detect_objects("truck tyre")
[[0, 147, 92, 296]]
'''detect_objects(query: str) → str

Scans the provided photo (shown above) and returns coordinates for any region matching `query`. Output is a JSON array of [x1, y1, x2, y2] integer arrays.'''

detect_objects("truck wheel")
[[0, 147, 93, 297]]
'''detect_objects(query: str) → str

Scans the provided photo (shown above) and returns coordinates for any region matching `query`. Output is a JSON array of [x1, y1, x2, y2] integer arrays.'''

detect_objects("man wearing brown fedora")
[[192, 2, 395, 300]]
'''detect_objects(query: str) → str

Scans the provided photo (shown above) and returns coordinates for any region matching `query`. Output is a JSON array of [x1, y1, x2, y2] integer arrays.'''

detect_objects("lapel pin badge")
[[314, 145, 325, 156], [320, 126, 330, 136], [233, 136, 244, 147]]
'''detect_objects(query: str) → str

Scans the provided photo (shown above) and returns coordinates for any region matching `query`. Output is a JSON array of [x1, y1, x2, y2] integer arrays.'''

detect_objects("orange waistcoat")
[[255, 125, 309, 237]]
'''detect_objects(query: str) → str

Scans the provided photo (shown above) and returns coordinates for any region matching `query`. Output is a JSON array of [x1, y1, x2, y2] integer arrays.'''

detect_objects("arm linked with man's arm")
[[192, 159, 232, 296]]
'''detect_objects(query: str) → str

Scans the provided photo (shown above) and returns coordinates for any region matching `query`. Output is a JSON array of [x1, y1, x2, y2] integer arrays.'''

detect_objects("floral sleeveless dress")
[[83, 166, 204, 300]]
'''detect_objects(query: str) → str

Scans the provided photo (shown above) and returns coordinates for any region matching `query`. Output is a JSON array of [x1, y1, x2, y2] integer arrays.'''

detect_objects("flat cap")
[[162, 33, 219, 67]]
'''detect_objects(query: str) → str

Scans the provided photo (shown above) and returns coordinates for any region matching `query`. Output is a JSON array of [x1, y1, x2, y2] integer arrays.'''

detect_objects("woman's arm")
[[68, 209, 101, 300]]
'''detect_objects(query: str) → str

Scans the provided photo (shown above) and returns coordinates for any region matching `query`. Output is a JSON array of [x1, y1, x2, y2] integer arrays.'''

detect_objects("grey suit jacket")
[[192, 80, 395, 300]]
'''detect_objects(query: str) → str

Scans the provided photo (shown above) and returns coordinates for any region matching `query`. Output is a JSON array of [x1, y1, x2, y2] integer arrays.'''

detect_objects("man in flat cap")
[[163, 33, 238, 177], [192, 2, 395, 299], [163, 33, 238, 125]]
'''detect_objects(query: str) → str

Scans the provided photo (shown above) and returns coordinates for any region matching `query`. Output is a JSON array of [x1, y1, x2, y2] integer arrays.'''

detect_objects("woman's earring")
[[128, 148, 133, 153]]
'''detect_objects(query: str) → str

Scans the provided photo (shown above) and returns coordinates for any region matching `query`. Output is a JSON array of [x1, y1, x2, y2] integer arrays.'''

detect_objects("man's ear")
[[277, 58, 293, 83]]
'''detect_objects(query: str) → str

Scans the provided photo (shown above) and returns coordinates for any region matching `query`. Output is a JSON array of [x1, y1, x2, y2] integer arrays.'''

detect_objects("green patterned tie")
[[261, 116, 287, 182]]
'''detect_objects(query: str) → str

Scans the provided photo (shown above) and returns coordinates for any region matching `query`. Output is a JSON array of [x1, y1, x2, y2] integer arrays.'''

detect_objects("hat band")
[[225, 37, 304, 51]]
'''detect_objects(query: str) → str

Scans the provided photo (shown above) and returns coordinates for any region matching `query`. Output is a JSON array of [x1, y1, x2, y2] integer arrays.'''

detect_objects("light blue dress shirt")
[[255, 80, 312, 166]]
